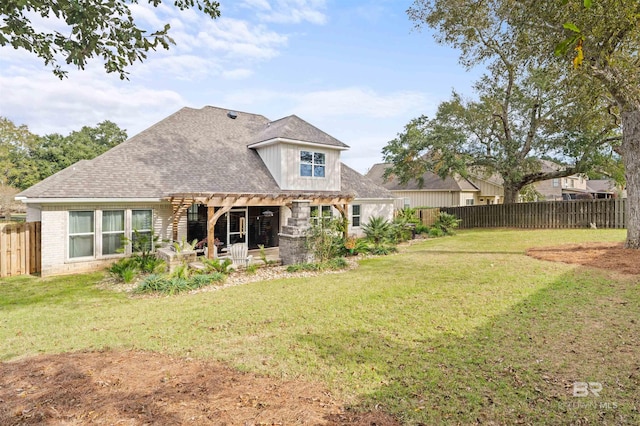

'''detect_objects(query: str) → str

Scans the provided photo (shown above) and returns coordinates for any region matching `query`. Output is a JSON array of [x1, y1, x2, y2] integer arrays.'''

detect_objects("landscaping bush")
[[362, 216, 392, 247], [135, 272, 225, 295], [305, 218, 345, 262], [107, 258, 139, 283], [433, 212, 461, 235], [286, 257, 350, 273], [202, 257, 233, 274]]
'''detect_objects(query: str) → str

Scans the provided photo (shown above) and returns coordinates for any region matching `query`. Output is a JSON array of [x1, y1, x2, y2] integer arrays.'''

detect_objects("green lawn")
[[1, 229, 638, 424]]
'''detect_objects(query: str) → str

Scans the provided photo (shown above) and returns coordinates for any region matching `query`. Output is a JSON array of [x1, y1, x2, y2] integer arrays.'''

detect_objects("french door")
[[227, 208, 248, 247]]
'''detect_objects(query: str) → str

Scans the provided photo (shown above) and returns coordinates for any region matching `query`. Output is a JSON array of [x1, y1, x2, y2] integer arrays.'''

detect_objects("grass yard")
[[1, 229, 639, 424]]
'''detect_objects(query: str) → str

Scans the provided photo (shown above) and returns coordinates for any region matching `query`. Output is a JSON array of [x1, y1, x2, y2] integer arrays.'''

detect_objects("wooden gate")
[[0, 222, 41, 277]]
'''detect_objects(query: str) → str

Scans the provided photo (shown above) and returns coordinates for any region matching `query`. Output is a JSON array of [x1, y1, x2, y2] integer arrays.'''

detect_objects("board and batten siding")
[[279, 143, 341, 191], [470, 178, 504, 197], [393, 190, 478, 208], [254, 144, 282, 187], [36, 202, 173, 277]]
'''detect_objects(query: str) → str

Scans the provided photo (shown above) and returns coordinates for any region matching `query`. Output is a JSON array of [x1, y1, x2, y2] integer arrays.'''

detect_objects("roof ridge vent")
[[227, 111, 238, 119]]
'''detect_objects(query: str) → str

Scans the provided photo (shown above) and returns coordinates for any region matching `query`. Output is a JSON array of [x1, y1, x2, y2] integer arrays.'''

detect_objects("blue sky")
[[0, 0, 479, 173]]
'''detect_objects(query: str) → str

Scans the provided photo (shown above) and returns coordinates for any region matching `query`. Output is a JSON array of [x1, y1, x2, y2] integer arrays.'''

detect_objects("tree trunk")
[[503, 185, 520, 204], [621, 109, 640, 248]]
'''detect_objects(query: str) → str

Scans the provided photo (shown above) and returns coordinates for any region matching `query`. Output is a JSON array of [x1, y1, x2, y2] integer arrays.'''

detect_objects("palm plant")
[[362, 216, 392, 247]]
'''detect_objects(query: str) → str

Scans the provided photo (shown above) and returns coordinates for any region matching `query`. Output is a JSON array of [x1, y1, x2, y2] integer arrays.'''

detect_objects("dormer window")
[[300, 151, 325, 177]]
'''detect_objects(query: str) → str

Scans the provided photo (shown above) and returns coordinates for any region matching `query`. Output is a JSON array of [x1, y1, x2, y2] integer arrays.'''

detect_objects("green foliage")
[[0, 0, 221, 79], [107, 258, 138, 283], [362, 216, 392, 247], [246, 264, 258, 275], [391, 210, 420, 243], [0, 118, 128, 190], [285, 257, 350, 273], [344, 235, 369, 256], [433, 212, 461, 236], [368, 245, 398, 255], [202, 257, 233, 274], [415, 224, 430, 234], [172, 237, 198, 253], [135, 272, 224, 295], [257, 244, 275, 266], [428, 227, 445, 238], [305, 217, 345, 263]]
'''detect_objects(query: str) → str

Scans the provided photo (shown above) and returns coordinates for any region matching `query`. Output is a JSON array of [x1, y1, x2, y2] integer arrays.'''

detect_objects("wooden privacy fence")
[[434, 199, 626, 229], [0, 221, 41, 277]]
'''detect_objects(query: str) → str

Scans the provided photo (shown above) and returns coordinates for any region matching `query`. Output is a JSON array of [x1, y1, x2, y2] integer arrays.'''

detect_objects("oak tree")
[[0, 0, 221, 79]]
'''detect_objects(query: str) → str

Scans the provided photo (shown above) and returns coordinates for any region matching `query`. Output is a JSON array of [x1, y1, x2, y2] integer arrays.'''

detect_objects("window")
[[132, 209, 153, 252], [69, 211, 94, 258], [311, 205, 332, 226], [403, 198, 410, 209], [300, 151, 325, 177], [352, 205, 361, 227], [102, 210, 125, 255], [187, 204, 199, 221], [465, 199, 475, 206], [552, 178, 560, 187]]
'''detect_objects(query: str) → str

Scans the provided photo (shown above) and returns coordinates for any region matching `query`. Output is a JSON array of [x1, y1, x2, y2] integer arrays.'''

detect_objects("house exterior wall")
[[533, 178, 563, 200], [391, 190, 475, 208], [36, 201, 173, 277], [254, 144, 282, 187], [350, 200, 394, 237], [279, 143, 341, 191], [26, 205, 42, 222], [469, 178, 504, 197]]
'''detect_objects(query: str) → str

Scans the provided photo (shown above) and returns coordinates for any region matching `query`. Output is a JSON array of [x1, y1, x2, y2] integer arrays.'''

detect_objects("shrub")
[[325, 257, 349, 270], [107, 258, 139, 283], [428, 227, 445, 238], [369, 245, 397, 255], [202, 257, 233, 274], [344, 235, 369, 256], [362, 216, 392, 247], [135, 272, 225, 295], [415, 224, 430, 235], [135, 274, 170, 293], [246, 264, 258, 275], [433, 212, 461, 235], [305, 218, 344, 262]]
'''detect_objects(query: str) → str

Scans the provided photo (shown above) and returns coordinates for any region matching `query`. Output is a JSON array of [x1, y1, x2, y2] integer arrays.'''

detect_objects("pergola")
[[165, 192, 354, 258]]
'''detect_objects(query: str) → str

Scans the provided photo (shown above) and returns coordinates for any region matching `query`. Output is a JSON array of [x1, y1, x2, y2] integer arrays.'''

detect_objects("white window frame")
[[351, 204, 361, 227], [67, 208, 154, 261], [311, 205, 332, 226], [465, 198, 475, 206], [101, 210, 125, 256], [68, 210, 95, 259], [300, 150, 326, 178], [132, 209, 154, 253]]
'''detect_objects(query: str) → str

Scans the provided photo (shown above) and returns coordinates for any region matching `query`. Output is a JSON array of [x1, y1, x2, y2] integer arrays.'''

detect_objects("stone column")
[[278, 200, 313, 265]]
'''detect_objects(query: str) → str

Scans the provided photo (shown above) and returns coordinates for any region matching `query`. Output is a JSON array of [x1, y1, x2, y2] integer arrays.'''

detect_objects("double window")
[[300, 151, 325, 178], [68, 209, 152, 259], [310, 205, 332, 226]]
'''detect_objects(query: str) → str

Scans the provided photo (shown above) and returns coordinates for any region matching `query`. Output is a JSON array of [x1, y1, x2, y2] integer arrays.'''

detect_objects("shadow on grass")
[[296, 268, 640, 425]]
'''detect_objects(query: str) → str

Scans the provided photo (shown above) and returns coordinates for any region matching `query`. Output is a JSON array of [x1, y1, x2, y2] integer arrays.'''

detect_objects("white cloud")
[[0, 64, 186, 136], [240, 0, 272, 11], [242, 0, 327, 25], [221, 68, 254, 79]]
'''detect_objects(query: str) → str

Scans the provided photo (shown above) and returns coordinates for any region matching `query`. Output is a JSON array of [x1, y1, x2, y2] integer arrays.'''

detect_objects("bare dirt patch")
[[527, 242, 640, 275], [0, 350, 398, 425]]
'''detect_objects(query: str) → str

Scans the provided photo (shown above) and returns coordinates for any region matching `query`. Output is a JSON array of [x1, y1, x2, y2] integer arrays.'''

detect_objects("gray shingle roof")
[[366, 163, 479, 192], [18, 106, 387, 200], [249, 115, 349, 149]]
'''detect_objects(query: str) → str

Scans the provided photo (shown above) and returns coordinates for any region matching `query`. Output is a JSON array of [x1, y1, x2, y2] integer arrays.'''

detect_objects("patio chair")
[[223, 243, 253, 268]]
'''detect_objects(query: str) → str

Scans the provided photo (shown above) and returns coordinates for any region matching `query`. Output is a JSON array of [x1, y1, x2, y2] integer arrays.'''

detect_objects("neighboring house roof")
[[18, 106, 390, 200], [366, 163, 479, 192], [587, 179, 617, 194]]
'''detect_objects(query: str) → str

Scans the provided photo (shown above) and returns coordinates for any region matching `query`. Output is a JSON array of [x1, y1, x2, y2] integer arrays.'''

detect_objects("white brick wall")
[[38, 202, 173, 277]]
